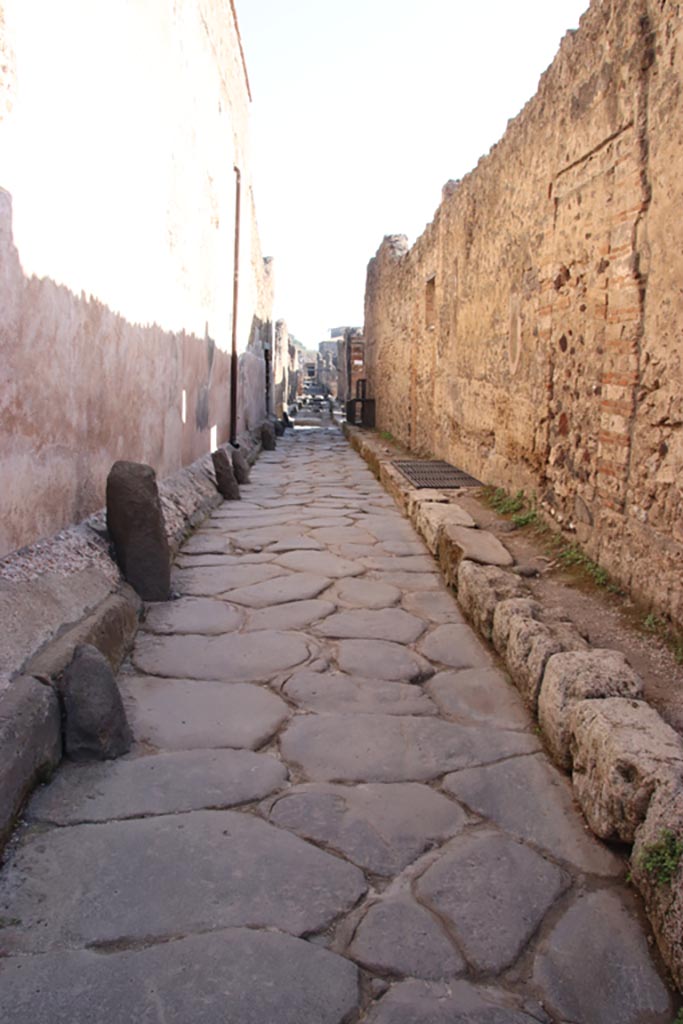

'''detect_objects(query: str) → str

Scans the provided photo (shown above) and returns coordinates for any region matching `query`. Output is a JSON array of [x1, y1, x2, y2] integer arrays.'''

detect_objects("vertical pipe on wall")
[[230, 165, 241, 445]]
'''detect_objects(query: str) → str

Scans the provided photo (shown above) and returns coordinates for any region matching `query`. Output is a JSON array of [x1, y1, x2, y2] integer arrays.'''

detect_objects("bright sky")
[[237, 0, 589, 347]]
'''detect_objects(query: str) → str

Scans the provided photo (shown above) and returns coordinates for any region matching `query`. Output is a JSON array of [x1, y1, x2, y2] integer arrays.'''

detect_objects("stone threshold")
[[344, 422, 683, 993]]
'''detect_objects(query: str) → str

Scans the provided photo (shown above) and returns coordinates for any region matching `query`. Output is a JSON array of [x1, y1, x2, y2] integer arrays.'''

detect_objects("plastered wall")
[[0, 0, 271, 557], [364, 0, 683, 627]]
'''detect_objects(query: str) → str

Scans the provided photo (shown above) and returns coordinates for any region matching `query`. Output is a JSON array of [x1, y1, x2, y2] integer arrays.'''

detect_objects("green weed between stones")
[[643, 614, 683, 666], [639, 829, 683, 887], [379, 430, 395, 443]]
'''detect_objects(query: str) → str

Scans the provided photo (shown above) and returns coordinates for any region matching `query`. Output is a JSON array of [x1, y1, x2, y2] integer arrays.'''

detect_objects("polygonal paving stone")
[[309, 527, 378, 546], [337, 639, 433, 682], [371, 572, 444, 591], [348, 897, 465, 979], [245, 599, 336, 631], [426, 668, 530, 729], [142, 597, 244, 635], [533, 890, 673, 1023], [402, 590, 465, 624], [26, 749, 287, 824], [352, 516, 418, 542], [443, 754, 622, 876], [416, 830, 569, 973], [279, 715, 540, 783], [0, 930, 360, 1024], [417, 624, 493, 669], [300, 517, 353, 529], [173, 563, 286, 596], [275, 551, 364, 578], [282, 669, 436, 716], [365, 979, 545, 1024], [333, 577, 401, 609], [268, 536, 324, 552], [181, 533, 231, 555], [174, 551, 276, 568], [266, 781, 465, 875], [213, 511, 288, 530], [362, 555, 437, 573], [0, 811, 367, 954], [231, 525, 306, 549], [120, 676, 289, 750], [132, 631, 310, 682], [315, 608, 426, 643], [382, 541, 432, 556], [339, 544, 382, 559], [225, 573, 333, 608]]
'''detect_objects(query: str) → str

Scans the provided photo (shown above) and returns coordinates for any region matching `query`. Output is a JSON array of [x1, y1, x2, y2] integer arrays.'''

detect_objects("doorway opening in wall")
[[425, 275, 436, 330]]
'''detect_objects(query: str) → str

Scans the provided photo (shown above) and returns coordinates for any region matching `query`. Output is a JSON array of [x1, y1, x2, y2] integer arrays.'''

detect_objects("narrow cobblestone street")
[[0, 425, 677, 1023]]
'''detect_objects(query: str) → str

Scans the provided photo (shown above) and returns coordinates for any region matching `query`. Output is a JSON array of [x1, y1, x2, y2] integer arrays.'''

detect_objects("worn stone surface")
[[365, 979, 544, 1024], [533, 890, 673, 1023], [401, 589, 465, 624], [417, 831, 569, 973], [413, 501, 476, 554], [60, 644, 132, 761], [106, 461, 171, 601], [0, 811, 366, 954], [142, 596, 243, 635], [457, 560, 528, 639], [211, 449, 240, 500], [280, 714, 540, 783], [0, 675, 62, 845], [282, 669, 436, 716], [275, 550, 364, 578], [417, 624, 492, 669], [425, 667, 531, 730], [225, 572, 332, 607], [336, 639, 433, 682], [266, 782, 466, 875], [261, 421, 277, 450], [120, 676, 289, 750], [173, 562, 285, 596], [491, 597, 542, 656], [315, 607, 425, 643], [443, 754, 622, 875], [27, 749, 287, 824], [570, 697, 683, 843], [245, 599, 335, 631], [332, 577, 401, 608], [539, 648, 645, 770], [440, 523, 514, 570], [132, 630, 310, 682], [505, 615, 587, 712], [231, 444, 251, 484], [348, 897, 465, 979]]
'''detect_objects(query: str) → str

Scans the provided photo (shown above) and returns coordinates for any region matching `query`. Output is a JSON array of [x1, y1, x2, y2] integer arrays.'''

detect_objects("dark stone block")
[[282, 410, 292, 429], [106, 460, 171, 601], [60, 644, 132, 761], [211, 449, 241, 500], [273, 418, 285, 437], [261, 421, 277, 451], [231, 445, 251, 484]]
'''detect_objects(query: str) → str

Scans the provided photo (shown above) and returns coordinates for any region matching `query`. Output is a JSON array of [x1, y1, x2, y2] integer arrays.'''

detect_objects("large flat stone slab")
[[426, 668, 531, 729], [0, 929, 359, 1024], [442, 524, 514, 567], [315, 608, 425, 643], [332, 577, 402, 609], [348, 896, 465, 979], [354, 515, 418, 542], [267, 536, 324, 552], [0, 810, 367, 954], [121, 676, 289, 750], [279, 714, 540, 783], [225, 573, 333, 608], [173, 563, 286, 596], [365, 980, 544, 1024], [282, 669, 436, 716], [309, 527, 378, 546], [274, 551, 364, 578], [362, 555, 437, 573], [245, 599, 336, 631], [142, 597, 243, 635], [372, 571, 444, 591], [266, 781, 466, 874], [402, 589, 465, 624], [231, 525, 306, 549], [443, 754, 622, 876], [26, 749, 287, 824], [132, 630, 310, 682], [416, 831, 569, 973], [337, 639, 433, 682], [417, 624, 493, 669], [181, 533, 231, 555], [533, 890, 673, 1023]]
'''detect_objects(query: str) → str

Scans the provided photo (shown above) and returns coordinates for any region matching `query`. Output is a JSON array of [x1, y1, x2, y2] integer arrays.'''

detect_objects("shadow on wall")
[[0, 188, 233, 558]]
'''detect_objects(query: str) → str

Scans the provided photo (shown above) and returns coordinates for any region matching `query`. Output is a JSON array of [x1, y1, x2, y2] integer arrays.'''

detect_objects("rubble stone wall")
[[364, 0, 683, 628], [0, 0, 272, 557]]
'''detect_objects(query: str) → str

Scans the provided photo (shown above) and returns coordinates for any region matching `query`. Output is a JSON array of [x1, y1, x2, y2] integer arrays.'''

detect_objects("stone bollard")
[[261, 421, 277, 451], [282, 410, 292, 429], [59, 644, 132, 761], [231, 444, 251, 484], [211, 449, 241, 500], [273, 417, 285, 437], [106, 460, 171, 601]]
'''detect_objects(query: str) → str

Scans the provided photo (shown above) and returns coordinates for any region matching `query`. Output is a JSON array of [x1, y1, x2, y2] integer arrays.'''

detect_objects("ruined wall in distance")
[[364, 0, 683, 628]]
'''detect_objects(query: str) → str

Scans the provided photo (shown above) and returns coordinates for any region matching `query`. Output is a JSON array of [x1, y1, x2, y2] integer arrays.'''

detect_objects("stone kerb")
[[344, 423, 683, 985]]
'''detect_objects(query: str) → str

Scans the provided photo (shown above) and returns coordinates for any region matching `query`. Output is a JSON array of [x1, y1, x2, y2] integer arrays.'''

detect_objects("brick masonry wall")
[[364, 0, 683, 629]]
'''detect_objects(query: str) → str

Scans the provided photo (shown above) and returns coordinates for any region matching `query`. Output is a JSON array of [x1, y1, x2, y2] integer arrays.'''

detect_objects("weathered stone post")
[[106, 461, 171, 601], [231, 444, 251, 484], [211, 448, 241, 499], [261, 421, 277, 451]]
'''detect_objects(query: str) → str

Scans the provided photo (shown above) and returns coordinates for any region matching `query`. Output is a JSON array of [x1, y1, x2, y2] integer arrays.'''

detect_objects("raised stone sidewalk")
[[0, 425, 677, 1023]]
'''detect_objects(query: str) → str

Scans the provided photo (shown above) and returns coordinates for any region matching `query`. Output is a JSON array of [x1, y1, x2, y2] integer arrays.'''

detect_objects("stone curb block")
[[310, 424, 683, 986], [570, 697, 683, 843], [540, 649, 645, 772], [0, 676, 62, 848]]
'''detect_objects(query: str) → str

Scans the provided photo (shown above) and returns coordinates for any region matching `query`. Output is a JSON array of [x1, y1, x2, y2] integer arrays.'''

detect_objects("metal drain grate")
[[392, 460, 482, 489]]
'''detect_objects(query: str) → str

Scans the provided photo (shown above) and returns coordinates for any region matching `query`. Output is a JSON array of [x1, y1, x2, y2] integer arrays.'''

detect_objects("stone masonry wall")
[[0, 0, 272, 557], [364, 0, 683, 629]]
